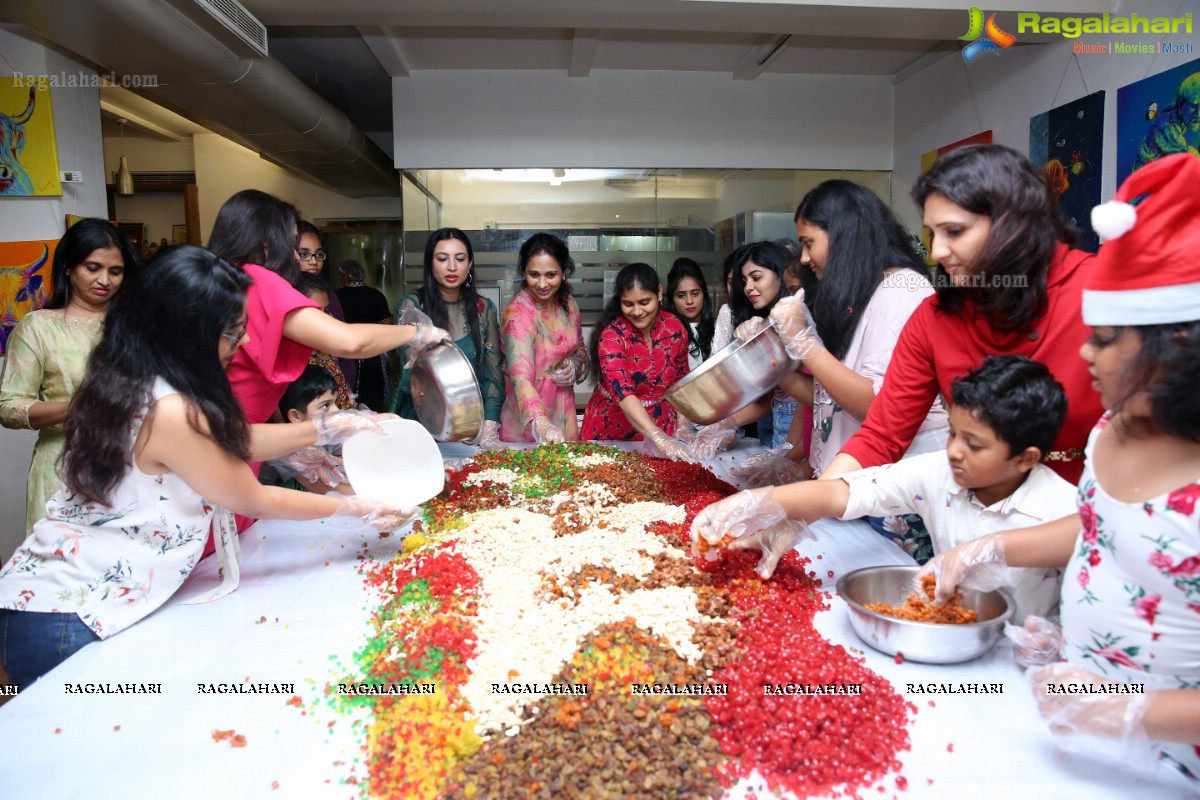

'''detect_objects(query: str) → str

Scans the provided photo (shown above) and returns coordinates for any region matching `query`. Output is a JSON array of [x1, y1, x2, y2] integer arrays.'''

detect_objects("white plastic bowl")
[[341, 419, 445, 508]]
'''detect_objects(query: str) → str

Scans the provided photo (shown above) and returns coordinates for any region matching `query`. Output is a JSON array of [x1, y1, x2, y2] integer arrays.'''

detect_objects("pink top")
[[499, 291, 585, 442], [226, 264, 319, 424]]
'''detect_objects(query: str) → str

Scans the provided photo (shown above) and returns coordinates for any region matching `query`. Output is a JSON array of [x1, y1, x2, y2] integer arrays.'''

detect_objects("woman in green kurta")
[[392, 228, 505, 448], [0, 219, 137, 532]]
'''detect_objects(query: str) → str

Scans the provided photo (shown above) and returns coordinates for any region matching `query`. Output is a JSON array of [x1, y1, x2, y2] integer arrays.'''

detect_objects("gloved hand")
[[734, 316, 771, 342], [332, 496, 420, 534], [691, 417, 738, 460], [769, 294, 824, 361], [475, 420, 504, 451], [690, 487, 805, 579], [1028, 664, 1154, 752], [730, 443, 811, 487], [270, 446, 346, 488], [530, 415, 565, 444], [1005, 616, 1063, 668], [313, 409, 394, 446], [550, 351, 589, 387], [398, 306, 452, 369], [916, 532, 1007, 606], [645, 430, 697, 463]]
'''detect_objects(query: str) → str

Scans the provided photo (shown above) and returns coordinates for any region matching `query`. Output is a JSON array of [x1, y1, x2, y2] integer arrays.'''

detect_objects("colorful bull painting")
[[0, 78, 62, 197], [0, 240, 55, 356]]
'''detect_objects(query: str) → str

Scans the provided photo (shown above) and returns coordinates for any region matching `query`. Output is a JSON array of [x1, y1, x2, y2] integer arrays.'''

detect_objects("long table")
[[0, 442, 1189, 798]]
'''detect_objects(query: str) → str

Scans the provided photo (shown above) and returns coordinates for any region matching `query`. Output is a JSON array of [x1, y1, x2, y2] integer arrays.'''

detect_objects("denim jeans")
[[771, 399, 798, 450], [0, 609, 99, 688]]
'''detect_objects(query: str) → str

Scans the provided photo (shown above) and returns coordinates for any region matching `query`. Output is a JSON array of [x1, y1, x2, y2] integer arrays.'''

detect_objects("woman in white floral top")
[[923, 154, 1200, 787], [0, 246, 416, 687]]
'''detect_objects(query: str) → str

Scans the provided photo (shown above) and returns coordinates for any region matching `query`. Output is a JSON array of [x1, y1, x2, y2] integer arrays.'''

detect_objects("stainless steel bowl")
[[410, 341, 484, 442], [664, 323, 798, 425], [837, 565, 1013, 665]]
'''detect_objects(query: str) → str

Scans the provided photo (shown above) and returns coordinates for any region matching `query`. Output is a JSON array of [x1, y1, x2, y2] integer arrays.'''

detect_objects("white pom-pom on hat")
[[1091, 201, 1137, 241]]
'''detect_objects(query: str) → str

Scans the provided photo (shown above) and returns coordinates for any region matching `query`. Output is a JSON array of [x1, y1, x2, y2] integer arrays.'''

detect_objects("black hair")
[[279, 365, 338, 418], [729, 241, 788, 327], [297, 220, 321, 240], [1106, 322, 1200, 442], [911, 144, 1076, 333], [418, 228, 483, 366], [518, 232, 575, 310], [298, 273, 333, 300], [720, 246, 745, 305], [795, 180, 928, 360], [776, 238, 804, 284], [62, 245, 252, 504], [949, 355, 1067, 458], [207, 189, 302, 288], [45, 218, 139, 310], [665, 257, 715, 361], [588, 262, 660, 380], [340, 259, 366, 282]]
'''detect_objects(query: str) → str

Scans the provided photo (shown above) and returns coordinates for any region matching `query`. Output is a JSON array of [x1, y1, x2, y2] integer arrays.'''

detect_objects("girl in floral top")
[[0, 246, 416, 687], [499, 233, 588, 443], [924, 154, 1200, 786], [580, 263, 693, 461]]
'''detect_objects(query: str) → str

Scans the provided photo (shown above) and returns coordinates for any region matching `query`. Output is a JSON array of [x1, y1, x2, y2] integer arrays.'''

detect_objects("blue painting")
[[1029, 91, 1105, 253], [1116, 56, 1200, 185]]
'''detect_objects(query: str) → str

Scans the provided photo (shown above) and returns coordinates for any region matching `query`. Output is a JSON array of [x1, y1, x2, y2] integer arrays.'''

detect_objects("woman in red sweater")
[[826, 144, 1102, 484]]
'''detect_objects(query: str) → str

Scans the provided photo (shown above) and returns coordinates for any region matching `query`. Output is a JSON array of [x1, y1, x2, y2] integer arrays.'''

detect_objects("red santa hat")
[[1085, 153, 1200, 326]]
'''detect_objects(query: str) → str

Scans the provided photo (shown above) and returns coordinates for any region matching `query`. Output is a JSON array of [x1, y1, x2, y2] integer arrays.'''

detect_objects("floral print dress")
[[580, 311, 689, 441], [499, 291, 586, 442], [1060, 412, 1200, 782]]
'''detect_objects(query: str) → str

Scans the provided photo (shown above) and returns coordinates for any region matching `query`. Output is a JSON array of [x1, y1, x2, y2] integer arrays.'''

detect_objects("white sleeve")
[[711, 304, 733, 353], [838, 451, 944, 520]]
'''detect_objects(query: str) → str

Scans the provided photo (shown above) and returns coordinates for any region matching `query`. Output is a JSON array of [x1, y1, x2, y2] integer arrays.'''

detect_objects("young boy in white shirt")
[[692, 355, 1076, 621]]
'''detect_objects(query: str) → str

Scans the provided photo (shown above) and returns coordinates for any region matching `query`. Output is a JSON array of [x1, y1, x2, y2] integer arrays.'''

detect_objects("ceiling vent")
[[155, 0, 269, 58]]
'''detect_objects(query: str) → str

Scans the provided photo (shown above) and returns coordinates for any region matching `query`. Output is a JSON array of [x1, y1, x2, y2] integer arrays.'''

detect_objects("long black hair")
[[665, 257, 714, 361], [45, 219, 138, 310], [588, 262, 660, 380], [1109, 321, 1200, 442], [518, 232, 575, 311], [419, 228, 484, 366], [911, 144, 1075, 332], [208, 189, 302, 288], [62, 245, 252, 504], [729, 241, 788, 327], [795, 180, 928, 360]]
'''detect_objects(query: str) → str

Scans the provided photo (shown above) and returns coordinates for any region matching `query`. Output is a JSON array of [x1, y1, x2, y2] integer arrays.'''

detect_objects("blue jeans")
[[771, 399, 798, 450], [0, 609, 99, 688]]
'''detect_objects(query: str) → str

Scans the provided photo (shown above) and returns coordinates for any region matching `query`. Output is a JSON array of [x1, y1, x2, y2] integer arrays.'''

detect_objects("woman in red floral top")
[[580, 263, 694, 461]]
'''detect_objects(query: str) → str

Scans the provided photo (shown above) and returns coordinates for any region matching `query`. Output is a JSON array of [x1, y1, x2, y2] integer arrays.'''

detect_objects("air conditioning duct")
[[1, 0, 399, 197]]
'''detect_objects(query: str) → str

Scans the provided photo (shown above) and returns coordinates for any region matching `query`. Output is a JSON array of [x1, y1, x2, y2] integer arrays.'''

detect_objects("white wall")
[[192, 134, 403, 242], [891, 0, 1198, 234], [393, 70, 894, 170], [1, 24, 108, 560]]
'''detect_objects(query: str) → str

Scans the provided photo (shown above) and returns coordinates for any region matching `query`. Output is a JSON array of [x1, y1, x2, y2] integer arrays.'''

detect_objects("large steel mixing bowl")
[[664, 323, 798, 425], [837, 566, 1014, 665], [410, 341, 484, 442]]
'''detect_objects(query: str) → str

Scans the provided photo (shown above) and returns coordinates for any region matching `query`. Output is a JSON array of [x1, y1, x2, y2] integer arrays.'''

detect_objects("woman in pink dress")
[[499, 233, 589, 443]]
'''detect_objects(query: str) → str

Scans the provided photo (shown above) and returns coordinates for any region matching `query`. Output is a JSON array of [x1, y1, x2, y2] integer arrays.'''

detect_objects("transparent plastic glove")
[[475, 420, 504, 451], [551, 352, 589, 387], [1028, 664, 1156, 763], [691, 487, 789, 558], [1005, 615, 1063, 668], [735, 441, 793, 471], [333, 496, 420, 534], [769, 295, 824, 360], [730, 518, 816, 579], [916, 532, 1007, 606], [270, 446, 346, 488], [734, 316, 771, 342], [398, 306, 452, 369], [645, 429, 697, 463], [530, 415, 565, 444], [314, 409, 393, 446], [692, 417, 738, 460]]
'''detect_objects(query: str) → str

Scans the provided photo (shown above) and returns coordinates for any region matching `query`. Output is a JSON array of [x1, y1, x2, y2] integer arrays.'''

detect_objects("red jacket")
[[841, 244, 1100, 484]]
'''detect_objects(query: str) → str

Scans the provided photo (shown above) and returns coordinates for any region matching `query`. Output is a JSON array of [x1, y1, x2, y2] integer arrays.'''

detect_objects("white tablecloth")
[[0, 442, 1190, 798]]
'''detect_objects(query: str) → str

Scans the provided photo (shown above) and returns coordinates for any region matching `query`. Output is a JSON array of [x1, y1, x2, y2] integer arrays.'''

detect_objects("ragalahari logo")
[[960, 8, 1016, 63]]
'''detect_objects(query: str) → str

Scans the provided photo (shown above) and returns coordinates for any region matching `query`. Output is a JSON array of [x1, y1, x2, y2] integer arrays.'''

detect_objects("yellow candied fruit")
[[402, 532, 430, 554]]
